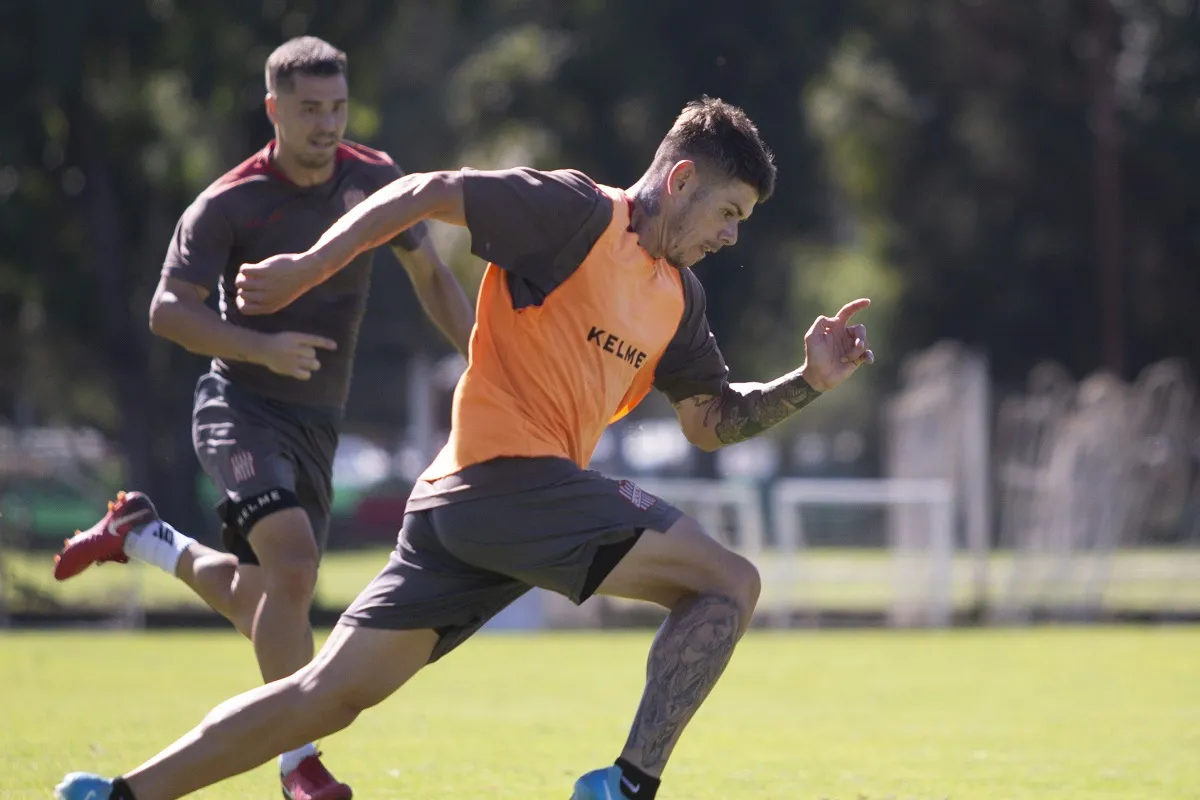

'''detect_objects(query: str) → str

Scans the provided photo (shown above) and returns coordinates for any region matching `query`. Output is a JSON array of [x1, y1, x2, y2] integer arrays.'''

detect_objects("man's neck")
[[627, 182, 667, 260], [270, 145, 336, 188]]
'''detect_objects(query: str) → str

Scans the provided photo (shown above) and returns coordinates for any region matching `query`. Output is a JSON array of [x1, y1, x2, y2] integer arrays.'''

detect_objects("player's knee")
[[714, 550, 760, 630], [660, 518, 761, 629], [248, 508, 322, 605], [736, 554, 762, 618], [675, 517, 760, 605], [261, 556, 319, 605], [676, 516, 760, 624]]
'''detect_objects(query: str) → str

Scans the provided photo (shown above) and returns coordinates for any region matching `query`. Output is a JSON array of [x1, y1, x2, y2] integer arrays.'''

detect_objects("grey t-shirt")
[[162, 140, 426, 410]]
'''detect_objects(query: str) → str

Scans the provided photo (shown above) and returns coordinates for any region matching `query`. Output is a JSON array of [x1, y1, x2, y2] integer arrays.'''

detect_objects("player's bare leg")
[[56, 625, 438, 800], [618, 593, 746, 770], [227, 506, 357, 797], [173, 546, 261, 637], [141, 505, 349, 799], [241, 507, 320, 682], [573, 515, 760, 799], [54, 493, 350, 795], [126, 510, 321, 707], [117, 508, 314, 676]]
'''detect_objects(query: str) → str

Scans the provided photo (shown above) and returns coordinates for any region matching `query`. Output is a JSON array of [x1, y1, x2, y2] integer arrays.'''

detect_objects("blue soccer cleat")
[[571, 766, 625, 799], [53, 772, 113, 800]]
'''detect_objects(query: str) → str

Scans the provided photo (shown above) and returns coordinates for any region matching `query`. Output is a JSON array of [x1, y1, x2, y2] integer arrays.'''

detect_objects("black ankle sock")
[[614, 758, 660, 800], [110, 777, 138, 800]]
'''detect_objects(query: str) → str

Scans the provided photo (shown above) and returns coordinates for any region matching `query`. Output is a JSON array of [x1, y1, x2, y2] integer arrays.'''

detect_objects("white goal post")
[[769, 478, 955, 628]]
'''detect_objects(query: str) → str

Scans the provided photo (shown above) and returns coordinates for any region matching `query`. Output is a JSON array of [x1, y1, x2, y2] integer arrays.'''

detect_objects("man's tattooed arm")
[[672, 366, 823, 449]]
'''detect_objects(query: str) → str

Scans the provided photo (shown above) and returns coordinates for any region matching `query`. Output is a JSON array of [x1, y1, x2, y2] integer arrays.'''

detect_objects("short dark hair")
[[265, 36, 347, 94], [652, 96, 776, 202]]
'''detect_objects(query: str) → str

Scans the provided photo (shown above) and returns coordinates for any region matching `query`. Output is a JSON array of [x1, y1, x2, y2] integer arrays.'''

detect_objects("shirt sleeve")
[[374, 158, 428, 252], [460, 167, 612, 293], [161, 191, 234, 287], [654, 268, 730, 403]]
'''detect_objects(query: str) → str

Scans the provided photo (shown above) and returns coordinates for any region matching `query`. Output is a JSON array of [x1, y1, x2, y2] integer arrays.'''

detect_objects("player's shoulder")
[[206, 145, 278, 195], [340, 140, 409, 179], [336, 141, 408, 192], [466, 166, 607, 206], [498, 165, 601, 190], [545, 167, 605, 196], [191, 144, 279, 214], [547, 166, 599, 185], [336, 140, 397, 168]]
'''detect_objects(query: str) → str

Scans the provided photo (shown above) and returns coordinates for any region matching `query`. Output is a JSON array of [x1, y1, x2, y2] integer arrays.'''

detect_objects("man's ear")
[[666, 159, 697, 197]]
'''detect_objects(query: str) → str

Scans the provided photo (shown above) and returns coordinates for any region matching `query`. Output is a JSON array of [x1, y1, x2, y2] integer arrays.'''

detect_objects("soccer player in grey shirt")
[[51, 36, 475, 800]]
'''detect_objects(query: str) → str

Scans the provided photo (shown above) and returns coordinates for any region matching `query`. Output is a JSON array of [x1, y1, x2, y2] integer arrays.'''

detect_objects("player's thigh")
[[294, 622, 439, 712], [594, 513, 761, 610]]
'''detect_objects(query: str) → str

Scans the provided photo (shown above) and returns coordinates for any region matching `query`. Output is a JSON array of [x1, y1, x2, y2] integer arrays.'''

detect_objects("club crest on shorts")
[[617, 479, 658, 511], [342, 186, 367, 212], [230, 450, 256, 484]]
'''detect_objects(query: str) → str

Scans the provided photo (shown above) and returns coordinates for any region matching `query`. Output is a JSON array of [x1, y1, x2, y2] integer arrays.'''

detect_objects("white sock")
[[280, 743, 318, 775], [122, 520, 195, 576]]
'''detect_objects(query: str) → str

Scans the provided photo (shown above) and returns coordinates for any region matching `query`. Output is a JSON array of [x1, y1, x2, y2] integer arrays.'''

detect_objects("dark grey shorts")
[[191, 371, 339, 565], [340, 458, 683, 662]]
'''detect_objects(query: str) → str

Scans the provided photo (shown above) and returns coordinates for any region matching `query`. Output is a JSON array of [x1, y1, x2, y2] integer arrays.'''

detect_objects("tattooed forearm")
[[623, 594, 741, 771], [705, 368, 822, 445]]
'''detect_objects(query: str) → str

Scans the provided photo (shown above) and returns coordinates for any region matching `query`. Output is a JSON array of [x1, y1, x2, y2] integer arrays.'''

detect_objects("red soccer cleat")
[[281, 754, 353, 800], [53, 490, 158, 581]]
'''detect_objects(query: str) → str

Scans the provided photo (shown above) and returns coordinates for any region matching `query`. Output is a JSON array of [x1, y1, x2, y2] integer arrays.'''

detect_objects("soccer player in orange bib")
[[56, 96, 873, 800]]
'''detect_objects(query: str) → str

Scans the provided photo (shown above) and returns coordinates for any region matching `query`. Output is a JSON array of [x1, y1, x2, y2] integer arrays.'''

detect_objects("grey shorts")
[[340, 458, 683, 662], [191, 371, 339, 565]]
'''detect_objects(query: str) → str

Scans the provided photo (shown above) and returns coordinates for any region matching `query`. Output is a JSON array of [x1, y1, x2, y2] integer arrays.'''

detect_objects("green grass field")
[[2, 627, 1197, 799]]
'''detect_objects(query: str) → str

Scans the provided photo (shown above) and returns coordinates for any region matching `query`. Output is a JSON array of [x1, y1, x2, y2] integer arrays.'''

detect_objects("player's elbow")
[[682, 423, 724, 452], [674, 395, 726, 452], [147, 293, 168, 336], [148, 290, 185, 341], [405, 171, 466, 227]]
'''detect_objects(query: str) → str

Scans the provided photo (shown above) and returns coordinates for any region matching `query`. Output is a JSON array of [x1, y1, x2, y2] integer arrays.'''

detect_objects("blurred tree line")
[[1, 0, 1197, 527]]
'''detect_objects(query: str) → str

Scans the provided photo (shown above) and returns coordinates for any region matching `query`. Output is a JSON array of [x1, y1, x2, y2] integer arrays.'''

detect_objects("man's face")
[[266, 72, 349, 169], [660, 162, 758, 269]]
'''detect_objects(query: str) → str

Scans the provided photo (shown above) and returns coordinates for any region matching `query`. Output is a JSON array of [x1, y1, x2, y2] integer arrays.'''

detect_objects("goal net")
[[991, 358, 1200, 622]]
